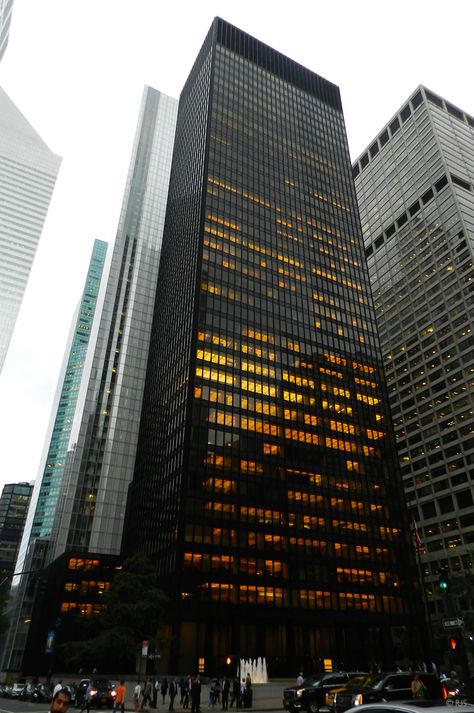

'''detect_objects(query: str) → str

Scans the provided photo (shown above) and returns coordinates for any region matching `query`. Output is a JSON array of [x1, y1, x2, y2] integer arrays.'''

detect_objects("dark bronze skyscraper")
[[125, 18, 424, 673]]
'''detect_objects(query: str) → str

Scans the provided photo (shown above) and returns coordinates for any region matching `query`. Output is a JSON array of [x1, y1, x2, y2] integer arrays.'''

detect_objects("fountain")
[[238, 657, 268, 683]]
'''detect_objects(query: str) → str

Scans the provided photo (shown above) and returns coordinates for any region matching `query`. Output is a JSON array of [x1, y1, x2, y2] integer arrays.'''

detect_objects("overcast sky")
[[0, 0, 472, 493]]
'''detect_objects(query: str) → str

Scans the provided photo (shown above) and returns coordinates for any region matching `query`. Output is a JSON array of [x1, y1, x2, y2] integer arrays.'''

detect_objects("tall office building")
[[2, 239, 107, 673], [0, 0, 13, 62], [0, 86, 61, 372], [125, 18, 424, 674], [30, 239, 108, 542], [49, 86, 177, 561], [353, 87, 474, 637]]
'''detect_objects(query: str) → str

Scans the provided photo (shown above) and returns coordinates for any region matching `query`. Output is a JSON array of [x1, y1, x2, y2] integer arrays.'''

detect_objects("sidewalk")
[[126, 682, 288, 712]]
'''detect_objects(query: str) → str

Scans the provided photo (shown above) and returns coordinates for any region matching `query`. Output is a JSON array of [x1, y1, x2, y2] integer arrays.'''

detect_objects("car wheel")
[[308, 702, 319, 713]]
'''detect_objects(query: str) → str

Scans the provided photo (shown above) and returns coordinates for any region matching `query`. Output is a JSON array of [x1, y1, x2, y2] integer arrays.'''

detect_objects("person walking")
[[153, 679, 159, 709], [83, 682, 94, 713], [229, 679, 239, 709], [53, 681, 63, 698], [133, 683, 142, 712], [191, 676, 201, 713], [142, 679, 153, 710], [113, 681, 126, 713], [208, 680, 216, 709], [296, 673, 304, 687], [221, 677, 230, 711], [168, 678, 177, 712], [161, 679, 168, 705]]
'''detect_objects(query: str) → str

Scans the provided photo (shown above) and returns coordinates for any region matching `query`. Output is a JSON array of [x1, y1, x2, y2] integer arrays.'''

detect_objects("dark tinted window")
[[383, 674, 412, 690]]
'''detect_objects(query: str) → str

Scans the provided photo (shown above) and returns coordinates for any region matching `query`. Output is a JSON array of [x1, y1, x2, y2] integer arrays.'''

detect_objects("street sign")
[[142, 639, 150, 656], [442, 617, 464, 629]]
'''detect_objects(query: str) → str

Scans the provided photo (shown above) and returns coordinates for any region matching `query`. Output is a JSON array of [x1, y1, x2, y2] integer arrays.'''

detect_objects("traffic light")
[[449, 637, 457, 651], [438, 570, 448, 590], [225, 654, 237, 669]]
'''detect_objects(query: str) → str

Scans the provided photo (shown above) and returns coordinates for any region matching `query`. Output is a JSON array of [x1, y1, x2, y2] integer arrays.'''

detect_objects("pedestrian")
[[182, 676, 191, 709], [191, 675, 201, 713], [245, 675, 251, 708], [50, 688, 72, 713], [296, 673, 304, 687], [169, 678, 177, 712], [229, 679, 239, 709], [161, 679, 168, 705], [221, 677, 230, 711], [153, 679, 158, 709], [411, 674, 427, 699], [83, 682, 94, 713], [208, 679, 217, 708], [180, 677, 187, 707], [113, 681, 126, 713], [53, 681, 63, 697], [134, 683, 142, 712], [142, 678, 153, 710]]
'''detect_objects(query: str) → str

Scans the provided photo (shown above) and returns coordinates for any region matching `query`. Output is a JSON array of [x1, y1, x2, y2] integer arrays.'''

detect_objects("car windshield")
[[345, 674, 386, 690]]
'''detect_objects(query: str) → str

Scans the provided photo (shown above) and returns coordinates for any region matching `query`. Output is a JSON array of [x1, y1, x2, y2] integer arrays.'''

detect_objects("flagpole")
[[412, 519, 434, 661]]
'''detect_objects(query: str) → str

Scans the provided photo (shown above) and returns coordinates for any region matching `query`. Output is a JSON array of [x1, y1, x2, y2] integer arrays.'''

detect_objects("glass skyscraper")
[[125, 19, 424, 674], [3, 239, 107, 673], [49, 86, 177, 561], [353, 86, 474, 641], [30, 239, 108, 541], [0, 85, 61, 372]]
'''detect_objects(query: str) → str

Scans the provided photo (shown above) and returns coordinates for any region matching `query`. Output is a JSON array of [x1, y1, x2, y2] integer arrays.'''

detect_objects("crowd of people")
[[133, 673, 253, 712]]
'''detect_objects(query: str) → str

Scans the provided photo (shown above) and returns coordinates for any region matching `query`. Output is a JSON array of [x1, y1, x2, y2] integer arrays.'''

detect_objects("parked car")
[[333, 672, 445, 713], [76, 679, 117, 709], [284, 673, 367, 713], [10, 683, 26, 698]]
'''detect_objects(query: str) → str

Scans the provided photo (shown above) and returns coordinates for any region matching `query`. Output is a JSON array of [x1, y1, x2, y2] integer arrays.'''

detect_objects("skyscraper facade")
[[0, 0, 13, 62], [49, 86, 177, 561], [0, 86, 61, 372], [29, 239, 107, 542], [125, 19, 424, 674], [353, 86, 474, 637], [2, 239, 107, 674]]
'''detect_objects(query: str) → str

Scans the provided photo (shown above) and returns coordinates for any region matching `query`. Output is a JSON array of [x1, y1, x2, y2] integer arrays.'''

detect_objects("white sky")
[[0, 0, 473, 493]]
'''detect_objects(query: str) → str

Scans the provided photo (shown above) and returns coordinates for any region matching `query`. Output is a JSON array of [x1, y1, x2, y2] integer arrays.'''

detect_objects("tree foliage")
[[58, 554, 167, 672]]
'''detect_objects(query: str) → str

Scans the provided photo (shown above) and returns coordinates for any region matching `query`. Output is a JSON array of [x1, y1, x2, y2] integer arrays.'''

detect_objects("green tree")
[[59, 554, 167, 672]]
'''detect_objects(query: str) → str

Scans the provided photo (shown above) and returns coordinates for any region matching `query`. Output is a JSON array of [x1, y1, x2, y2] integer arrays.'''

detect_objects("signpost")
[[442, 617, 464, 629]]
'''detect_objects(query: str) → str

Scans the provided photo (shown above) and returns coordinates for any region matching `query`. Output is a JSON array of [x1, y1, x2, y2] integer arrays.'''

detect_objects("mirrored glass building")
[[48, 86, 178, 562], [125, 18, 425, 674]]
